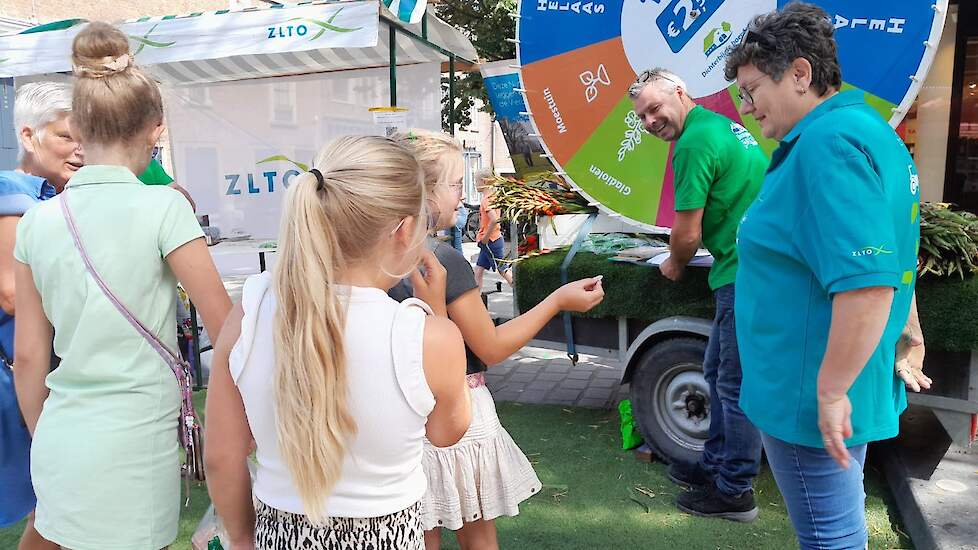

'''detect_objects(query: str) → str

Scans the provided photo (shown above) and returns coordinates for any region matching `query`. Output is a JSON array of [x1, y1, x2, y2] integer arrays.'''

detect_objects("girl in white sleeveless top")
[[204, 136, 471, 550]]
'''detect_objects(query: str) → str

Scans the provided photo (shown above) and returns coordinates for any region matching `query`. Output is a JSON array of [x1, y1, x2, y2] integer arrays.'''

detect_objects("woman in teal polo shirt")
[[724, 4, 927, 548]]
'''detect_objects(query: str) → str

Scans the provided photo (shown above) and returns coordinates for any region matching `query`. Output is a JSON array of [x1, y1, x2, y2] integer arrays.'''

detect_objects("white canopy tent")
[[0, 0, 477, 240], [0, 1, 475, 85]]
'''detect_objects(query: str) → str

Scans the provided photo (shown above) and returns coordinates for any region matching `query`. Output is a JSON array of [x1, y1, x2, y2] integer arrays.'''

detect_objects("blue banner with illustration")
[[481, 59, 553, 178]]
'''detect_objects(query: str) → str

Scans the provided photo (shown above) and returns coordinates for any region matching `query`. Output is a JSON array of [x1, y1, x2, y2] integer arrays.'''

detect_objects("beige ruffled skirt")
[[421, 383, 542, 531]]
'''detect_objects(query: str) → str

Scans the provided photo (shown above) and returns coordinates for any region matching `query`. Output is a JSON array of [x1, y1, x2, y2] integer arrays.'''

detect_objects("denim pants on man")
[[700, 284, 762, 496], [761, 433, 869, 550]]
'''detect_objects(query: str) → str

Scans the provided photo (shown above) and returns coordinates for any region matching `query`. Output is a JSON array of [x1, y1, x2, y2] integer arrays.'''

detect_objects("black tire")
[[629, 337, 710, 464], [464, 210, 480, 243]]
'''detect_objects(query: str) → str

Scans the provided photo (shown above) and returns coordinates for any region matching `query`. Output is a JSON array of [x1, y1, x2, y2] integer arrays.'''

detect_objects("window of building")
[[270, 81, 297, 125], [187, 86, 212, 107]]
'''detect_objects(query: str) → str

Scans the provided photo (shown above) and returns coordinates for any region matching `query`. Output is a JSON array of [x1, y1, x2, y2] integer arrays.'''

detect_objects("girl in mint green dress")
[[12, 22, 230, 549]]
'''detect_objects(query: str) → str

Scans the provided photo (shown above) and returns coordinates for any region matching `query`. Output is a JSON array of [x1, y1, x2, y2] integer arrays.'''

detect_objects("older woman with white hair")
[[0, 81, 79, 549]]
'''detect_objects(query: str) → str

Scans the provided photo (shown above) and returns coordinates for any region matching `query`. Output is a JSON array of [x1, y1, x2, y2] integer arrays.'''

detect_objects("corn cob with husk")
[[486, 171, 596, 223], [918, 202, 978, 279]]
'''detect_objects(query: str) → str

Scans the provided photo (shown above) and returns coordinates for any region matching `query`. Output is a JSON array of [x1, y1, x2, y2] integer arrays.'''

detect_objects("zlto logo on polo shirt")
[[730, 122, 758, 149], [620, 0, 775, 98], [851, 245, 894, 258]]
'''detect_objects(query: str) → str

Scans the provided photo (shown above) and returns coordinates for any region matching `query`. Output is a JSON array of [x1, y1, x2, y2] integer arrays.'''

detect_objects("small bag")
[[59, 192, 205, 485], [618, 399, 643, 451]]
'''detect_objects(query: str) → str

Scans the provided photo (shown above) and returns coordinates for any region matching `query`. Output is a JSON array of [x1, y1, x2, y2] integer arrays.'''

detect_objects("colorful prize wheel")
[[516, 0, 948, 229]]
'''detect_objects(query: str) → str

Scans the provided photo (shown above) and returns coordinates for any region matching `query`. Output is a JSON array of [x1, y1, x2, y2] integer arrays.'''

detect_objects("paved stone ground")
[[466, 242, 630, 410], [484, 346, 629, 409]]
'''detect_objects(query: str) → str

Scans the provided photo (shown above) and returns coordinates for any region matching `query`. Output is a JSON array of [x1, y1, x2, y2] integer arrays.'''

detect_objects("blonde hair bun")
[[72, 22, 133, 79], [69, 21, 163, 146]]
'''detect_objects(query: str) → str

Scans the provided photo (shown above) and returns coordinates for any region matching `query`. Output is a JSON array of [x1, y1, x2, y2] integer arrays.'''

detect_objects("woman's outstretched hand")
[[553, 276, 605, 313]]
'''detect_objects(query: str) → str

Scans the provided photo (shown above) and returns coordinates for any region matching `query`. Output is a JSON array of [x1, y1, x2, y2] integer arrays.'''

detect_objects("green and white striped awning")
[[0, 0, 476, 85]]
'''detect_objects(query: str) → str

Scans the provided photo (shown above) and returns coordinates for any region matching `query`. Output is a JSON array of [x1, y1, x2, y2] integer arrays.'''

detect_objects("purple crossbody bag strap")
[[58, 192, 201, 462]]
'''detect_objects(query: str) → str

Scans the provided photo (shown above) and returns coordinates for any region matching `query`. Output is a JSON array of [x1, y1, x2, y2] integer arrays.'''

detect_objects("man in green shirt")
[[629, 68, 767, 522]]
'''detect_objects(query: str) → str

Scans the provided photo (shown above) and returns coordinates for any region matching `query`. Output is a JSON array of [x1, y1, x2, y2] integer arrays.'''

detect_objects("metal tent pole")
[[448, 55, 456, 135], [389, 25, 397, 106]]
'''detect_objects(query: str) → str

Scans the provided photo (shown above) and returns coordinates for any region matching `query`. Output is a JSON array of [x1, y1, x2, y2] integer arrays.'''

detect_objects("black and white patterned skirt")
[[254, 499, 424, 550]]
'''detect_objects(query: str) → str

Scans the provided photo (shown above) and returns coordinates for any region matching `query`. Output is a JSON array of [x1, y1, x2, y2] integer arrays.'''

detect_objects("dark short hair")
[[724, 2, 842, 95]]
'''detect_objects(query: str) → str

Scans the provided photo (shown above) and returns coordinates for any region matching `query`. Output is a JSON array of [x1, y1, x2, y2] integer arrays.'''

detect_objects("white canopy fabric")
[[0, 0, 476, 84]]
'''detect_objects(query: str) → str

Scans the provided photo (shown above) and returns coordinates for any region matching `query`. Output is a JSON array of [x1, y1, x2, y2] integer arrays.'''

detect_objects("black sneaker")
[[676, 483, 759, 523], [667, 460, 714, 489]]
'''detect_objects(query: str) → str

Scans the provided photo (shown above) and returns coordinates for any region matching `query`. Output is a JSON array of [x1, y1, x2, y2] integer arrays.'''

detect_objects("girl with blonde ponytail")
[[389, 129, 605, 550], [12, 21, 231, 549], [205, 135, 471, 550]]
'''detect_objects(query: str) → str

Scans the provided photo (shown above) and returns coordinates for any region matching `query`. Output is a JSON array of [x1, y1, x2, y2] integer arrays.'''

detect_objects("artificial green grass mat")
[[915, 274, 978, 352], [515, 249, 715, 323], [516, 249, 978, 352], [1, 393, 911, 549]]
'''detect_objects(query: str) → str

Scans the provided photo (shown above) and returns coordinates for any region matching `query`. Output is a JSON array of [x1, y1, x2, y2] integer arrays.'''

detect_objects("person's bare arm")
[[12, 260, 52, 434], [896, 292, 930, 392], [817, 286, 894, 468], [165, 237, 231, 340], [447, 277, 604, 366], [204, 304, 256, 550], [661, 209, 704, 281], [479, 207, 502, 245], [422, 315, 471, 447], [0, 216, 21, 314], [168, 182, 197, 212]]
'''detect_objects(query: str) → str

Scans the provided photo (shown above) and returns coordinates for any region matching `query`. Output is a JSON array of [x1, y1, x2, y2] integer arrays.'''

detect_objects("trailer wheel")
[[629, 337, 710, 464]]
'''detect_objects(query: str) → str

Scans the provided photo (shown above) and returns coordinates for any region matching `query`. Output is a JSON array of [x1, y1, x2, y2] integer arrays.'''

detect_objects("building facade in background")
[[0, 1, 238, 28]]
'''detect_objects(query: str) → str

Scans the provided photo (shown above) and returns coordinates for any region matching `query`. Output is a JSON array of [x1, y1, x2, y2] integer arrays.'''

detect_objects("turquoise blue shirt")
[[735, 91, 920, 448]]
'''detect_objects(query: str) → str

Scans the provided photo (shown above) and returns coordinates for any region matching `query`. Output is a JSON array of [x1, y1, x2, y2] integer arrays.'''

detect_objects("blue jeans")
[[451, 206, 468, 253], [762, 433, 869, 549], [700, 284, 761, 496]]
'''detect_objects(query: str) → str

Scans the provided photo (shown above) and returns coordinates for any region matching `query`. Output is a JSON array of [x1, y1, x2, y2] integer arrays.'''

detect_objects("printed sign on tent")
[[370, 106, 410, 136], [0, 1, 378, 78]]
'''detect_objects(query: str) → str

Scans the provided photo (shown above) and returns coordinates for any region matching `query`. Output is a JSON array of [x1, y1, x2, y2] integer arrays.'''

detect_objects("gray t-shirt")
[[389, 238, 485, 374]]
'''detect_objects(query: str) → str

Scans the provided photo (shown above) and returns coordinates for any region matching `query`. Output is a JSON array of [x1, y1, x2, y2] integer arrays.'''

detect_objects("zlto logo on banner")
[[224, 155, 307, 196], [621, 0, 775, 98]]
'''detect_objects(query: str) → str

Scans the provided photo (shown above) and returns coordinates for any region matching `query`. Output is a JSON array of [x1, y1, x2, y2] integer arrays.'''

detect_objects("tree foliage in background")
[[436, 0, 516, 131]]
